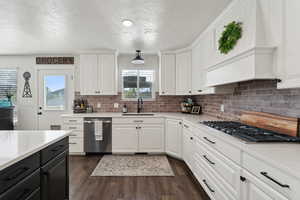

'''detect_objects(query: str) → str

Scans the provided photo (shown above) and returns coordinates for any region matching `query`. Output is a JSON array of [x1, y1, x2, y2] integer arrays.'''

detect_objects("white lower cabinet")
[[182, 123, 196, 170], [112, 125, 139, 152], [195, 138, 241, 199], [241, 170, 289, 200], [62, 117, 84, 155], [112, 119, 164, 153], [165, 119, 182, 158], [139, 125, 164, 152]]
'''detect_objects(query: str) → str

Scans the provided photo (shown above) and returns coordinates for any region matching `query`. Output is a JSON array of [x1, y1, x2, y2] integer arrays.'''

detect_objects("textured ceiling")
[[0, 0, 232, 54]]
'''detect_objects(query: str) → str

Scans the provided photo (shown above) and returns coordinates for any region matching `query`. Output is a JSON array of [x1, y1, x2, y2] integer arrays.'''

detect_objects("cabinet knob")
[[179, 122, 182, 125], [198, 90, 202, 92], [189, 91, 192, 93]]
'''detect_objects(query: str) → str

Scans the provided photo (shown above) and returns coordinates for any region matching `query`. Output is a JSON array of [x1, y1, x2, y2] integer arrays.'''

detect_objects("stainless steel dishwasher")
[[84, 117, 112, 153]]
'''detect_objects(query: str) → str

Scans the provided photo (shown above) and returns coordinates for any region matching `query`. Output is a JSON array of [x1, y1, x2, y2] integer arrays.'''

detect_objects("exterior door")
[[37, 69, 74, 130]]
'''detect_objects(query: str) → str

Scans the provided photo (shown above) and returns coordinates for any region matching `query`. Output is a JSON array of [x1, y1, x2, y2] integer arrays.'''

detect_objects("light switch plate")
[[114, 103, 119, 108]]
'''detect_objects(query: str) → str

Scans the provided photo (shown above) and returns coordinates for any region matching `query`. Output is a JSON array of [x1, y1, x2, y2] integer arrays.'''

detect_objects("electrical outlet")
[[220, 104, 225, 112], [114, 103, 119, 108], [97, 103, 101, 108]]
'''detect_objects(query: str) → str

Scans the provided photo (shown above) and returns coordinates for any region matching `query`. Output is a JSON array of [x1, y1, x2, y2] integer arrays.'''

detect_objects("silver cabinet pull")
[[68, 127, 77, 130], [69, 142, 77, 145]]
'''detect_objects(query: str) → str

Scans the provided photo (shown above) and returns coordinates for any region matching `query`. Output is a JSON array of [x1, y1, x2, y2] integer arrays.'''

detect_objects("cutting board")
[[240, 111, 300, 137]]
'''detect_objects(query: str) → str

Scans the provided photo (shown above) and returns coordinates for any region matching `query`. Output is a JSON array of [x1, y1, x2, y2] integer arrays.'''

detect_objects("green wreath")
[[218, 21, 242, 54]]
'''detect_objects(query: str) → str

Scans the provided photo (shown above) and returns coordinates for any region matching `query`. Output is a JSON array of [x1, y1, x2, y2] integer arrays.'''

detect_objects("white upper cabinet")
[[80, 53, 117, 95], [176, 51, 192, 95], [277, 0, 300, 89], [79, 55, 98, 95], [98, 54, 117, 95], [159, 54, 176, 95]]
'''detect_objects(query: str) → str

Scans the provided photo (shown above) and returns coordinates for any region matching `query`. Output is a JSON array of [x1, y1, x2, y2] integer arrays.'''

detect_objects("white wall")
[[0, 55, 77, 130], [118, 54, 159, 92]]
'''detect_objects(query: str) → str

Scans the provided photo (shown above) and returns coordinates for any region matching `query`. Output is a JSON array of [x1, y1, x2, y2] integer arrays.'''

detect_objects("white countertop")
[[61, 112, 300, 180], [0, 130, 70, 171]]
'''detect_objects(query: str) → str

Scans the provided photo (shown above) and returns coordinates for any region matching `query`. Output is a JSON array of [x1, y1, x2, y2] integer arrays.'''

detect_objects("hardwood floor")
[[69, 155, 210, 200]]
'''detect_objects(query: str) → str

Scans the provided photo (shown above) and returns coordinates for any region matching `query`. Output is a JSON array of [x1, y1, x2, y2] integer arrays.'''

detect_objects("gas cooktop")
[[202, 121, 300, 143]]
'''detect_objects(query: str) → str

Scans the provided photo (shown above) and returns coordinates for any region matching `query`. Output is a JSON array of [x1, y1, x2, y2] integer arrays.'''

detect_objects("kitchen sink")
[[122, 113, 155, 116]]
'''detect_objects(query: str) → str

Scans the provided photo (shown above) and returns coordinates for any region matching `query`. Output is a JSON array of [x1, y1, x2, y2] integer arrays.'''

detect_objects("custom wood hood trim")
[[206, 46, 276, 71], [240, 111, 300, 137]]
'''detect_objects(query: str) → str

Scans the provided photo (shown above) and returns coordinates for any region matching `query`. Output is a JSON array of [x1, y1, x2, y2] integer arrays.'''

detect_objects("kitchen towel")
[[94, 120, 103, 141]]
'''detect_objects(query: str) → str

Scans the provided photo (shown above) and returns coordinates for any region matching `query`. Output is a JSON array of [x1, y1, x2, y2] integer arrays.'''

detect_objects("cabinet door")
[[160, 54, 176, 95], [138, 125, 164, 152], [278, 0, 300, 89], [41, 151, 68, 200], [182, 124, 195, 169], [112, 125, 138, 152], [98, 54, 117, 95], [192, 42, 207, 95], [241, 170, 288, 200], [79, 55, 99, 95], [165, 119, 182, 158], [176, 51, 192, 95]]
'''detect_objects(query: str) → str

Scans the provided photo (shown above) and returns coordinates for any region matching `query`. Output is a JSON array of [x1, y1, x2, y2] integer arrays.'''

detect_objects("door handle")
[[37, 112, 42, 115]]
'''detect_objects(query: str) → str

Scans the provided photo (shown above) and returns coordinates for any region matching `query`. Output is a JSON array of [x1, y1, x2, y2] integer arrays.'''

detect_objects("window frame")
[[121, 69, 156, 101]]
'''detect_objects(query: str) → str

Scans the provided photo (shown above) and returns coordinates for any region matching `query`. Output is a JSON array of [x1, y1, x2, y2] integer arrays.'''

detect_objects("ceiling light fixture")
[[122, 19, 133, 27], [132, 50, 145, 65]]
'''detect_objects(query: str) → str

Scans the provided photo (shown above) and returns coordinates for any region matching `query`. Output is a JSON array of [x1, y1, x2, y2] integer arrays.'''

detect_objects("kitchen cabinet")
[[80, 54, 117, 95], [176, 51, 192, 95], [138, 125, 164, 152], [277, 0, 300, 89], [165, 119, 182, 158], [62, 117, 84, 155], [112, 118, 164, 153], [0, 137, 69, 200], [41, 151, 69, 200], [112, 125, 139, 152], [159, 54, 176, 95], [241, 170, 288, 200], [79, 55, 98, 95], [182, 123, 195, 170]]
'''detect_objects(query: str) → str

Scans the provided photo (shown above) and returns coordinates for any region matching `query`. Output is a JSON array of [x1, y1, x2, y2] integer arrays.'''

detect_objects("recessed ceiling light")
[[122, 19, 133, 27]]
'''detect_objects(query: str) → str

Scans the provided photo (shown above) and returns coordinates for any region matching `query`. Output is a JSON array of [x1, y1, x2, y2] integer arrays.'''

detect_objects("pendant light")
[[131, 50, 145, 65]]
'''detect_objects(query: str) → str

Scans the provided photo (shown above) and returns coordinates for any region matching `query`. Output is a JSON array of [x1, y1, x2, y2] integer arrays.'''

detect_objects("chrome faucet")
[[137, 97, 143, 113]]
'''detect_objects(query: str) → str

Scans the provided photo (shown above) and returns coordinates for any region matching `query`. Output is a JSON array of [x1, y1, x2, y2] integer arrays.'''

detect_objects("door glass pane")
[[139, 70, 154, 99], [122, 70, 138, 99], [44, 75, 65, 110]]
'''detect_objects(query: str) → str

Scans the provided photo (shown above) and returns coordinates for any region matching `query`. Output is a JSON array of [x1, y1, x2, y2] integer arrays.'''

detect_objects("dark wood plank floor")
[[69, 155, 210, 200]]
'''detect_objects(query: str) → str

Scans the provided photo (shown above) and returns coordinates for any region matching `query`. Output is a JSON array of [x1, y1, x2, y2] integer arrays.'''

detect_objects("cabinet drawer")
[[193, 157, 234, 200], [195, 138, 241, 199], [41, 137, 69, 165], [0, 153, 40, 194], [243, 153, 298, 199], [63, 118, 83, 124], [63, 124, 83, 131], [0, 170, 40, 200], [69, 138, 84, 153], [113, 117, 164, 124], [197, 125, 241, 164], [68, 130, 83, 138]]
